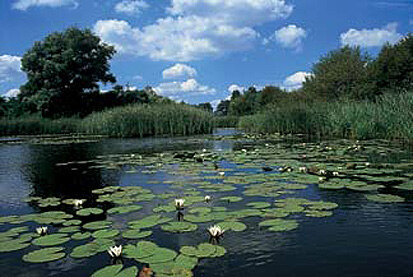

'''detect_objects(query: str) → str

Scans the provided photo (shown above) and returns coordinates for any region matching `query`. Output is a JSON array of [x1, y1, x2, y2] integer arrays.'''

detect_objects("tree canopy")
[[19, 27, 116, 117]]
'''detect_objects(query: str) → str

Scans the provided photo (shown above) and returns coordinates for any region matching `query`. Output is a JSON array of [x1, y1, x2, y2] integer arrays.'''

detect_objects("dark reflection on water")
[[0, 129, 412, 277]]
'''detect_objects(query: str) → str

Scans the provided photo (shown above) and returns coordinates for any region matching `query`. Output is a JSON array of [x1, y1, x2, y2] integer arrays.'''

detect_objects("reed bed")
[[239, 92, 413, 141], [81, 103, 214, 138]]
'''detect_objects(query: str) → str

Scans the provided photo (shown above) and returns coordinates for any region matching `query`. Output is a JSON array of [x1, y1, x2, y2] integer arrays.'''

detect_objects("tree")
[[371, 34, 412, 94], [196, 102, 213, 113], [19, 27, 116, 117], [302, 46, 371, 100], [258, 86, 285, 107], [215, 100, 230, 116]]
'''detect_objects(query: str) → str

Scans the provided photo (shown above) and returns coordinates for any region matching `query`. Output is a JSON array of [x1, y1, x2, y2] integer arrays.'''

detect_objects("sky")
[[0, 0, 412, 106]]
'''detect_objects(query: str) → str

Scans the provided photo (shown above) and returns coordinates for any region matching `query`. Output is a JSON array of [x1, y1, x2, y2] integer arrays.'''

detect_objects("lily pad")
[[23, 247, 65, 263], [122, 229, 152, 239], [365, 194, 404, 203], [91, 265, 138, 277], [161, 222, 198, 233], [217, 221, 247, 232], [76, 208, 104, 216], [32, 233, 70, 246], [92, 229, 120, 239], [259, 219, 299, 232]]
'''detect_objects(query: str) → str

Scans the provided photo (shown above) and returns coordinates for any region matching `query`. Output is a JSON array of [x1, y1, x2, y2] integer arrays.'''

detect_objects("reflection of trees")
[[24, 143, 120, 201]]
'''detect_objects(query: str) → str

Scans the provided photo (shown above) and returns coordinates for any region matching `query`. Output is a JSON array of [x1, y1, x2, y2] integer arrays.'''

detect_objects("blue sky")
[[0, 0, 412, 106]]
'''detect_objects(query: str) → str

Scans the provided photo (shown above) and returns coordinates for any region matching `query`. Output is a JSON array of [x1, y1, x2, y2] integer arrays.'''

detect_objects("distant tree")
[[215, 100, 230, 116], [230, 90, 241, 100], [258, 86, 285, 106], [370, 34, 412, 94], [197, 102, 213, 113], [302, 46, 371, 100], [19, 27, 116, 118]]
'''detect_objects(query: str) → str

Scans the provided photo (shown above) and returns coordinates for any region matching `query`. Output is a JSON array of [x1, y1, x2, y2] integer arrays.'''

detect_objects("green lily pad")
[[220, 196, 242, 203], [92, 229, 120, 239], [161, 222, 198, 233], [0, 238, 31, 252], [365, 194, 404, 203], [124, 241, 158, 259], [122, 229, 152, 239], [23, 247, 65, 263], [32, 233, 70, 246], [76, 208, 104, 216], [83, 221, 112, 230], [305, 210, 333, 217], [71, 232, 91, 240], [107, 205, 142, 215], [58, 226, 80, 233], [217, 221, 247, 232], [259, 219, 299, 232], [91, 265, 139, 277], [246, 202, 271, 209]]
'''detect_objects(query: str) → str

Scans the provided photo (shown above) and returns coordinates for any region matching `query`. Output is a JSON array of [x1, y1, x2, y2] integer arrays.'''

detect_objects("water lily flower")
[[365, 162, 370, 167], [299, 167, 308, 173], [202, 149, 207, 152], [36, 226, 48, 236], [107, 245, 122, 258], [73, 199, 85, 208], [319, 177, 327, 183], [319, 170, 327, 175], [332, 171, 339, 177], [218, 171, 225, 176], [205, 195, 211, 202], [175, 199, 185, 210], [207, 225, 225, 238], [241, 149, 247, 153], [265, 143, 270, 147]]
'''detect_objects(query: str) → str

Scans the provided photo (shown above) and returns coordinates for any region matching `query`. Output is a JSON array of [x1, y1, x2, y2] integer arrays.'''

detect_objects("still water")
[[0, 129, 412, 277]]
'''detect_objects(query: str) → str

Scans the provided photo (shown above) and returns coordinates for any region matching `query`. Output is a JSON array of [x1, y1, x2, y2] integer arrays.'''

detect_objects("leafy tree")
[[302, 46, 371, 100], [258, 86, 285, 106], [19, 27, 116, 117], [215, 100, 230, 116], [371, 34, 412, 94], [197, 102, 213, 113]]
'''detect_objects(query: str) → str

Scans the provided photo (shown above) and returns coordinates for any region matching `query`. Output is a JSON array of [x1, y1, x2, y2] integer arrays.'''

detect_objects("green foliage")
[[20, 27, 116, 118], [82, 103, 213, 138], [240, 91, 413, 141]]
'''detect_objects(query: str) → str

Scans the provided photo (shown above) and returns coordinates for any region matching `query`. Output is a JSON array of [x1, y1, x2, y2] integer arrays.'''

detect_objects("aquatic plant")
[[107, 245, 122, 258], [207, 225, 225, 238]]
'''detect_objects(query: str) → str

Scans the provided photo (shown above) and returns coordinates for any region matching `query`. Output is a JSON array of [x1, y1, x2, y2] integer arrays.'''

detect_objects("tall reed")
[[239, 92, 413, 141], [81, 103, 214, 138]]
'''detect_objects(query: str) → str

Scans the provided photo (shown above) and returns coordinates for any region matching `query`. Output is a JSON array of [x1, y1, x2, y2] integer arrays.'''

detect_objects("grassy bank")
[[0, 116, 81, 136], [81, 103, 213, 138], [0, 103, 214, 138], [239, 92, 413, 141]]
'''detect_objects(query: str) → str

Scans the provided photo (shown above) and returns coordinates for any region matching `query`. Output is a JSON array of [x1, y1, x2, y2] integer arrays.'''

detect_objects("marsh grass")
[[213, 116, 239, 128], [0, 116, 81, 136], [81, 103, 213, 138], [239, 92, 413, 141]]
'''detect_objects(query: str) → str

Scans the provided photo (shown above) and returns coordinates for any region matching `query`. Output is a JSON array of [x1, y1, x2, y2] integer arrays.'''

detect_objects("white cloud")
[[0, 55, 24, 84], [115, 0, 149, 16], [228, 84, 245, 93], [3, 88, 20, 99], [273, 24, 307, 51], [94, 0, 293, 61], [12, 0, 78, 11], [283, 71, 312, 91], [168, 0, 293, 26], [162, 64, 197, 79], [153, 78, 216, 100], [340, 23, 402, 47]]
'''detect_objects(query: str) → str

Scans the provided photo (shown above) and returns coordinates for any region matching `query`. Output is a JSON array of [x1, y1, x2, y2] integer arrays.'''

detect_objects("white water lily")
[[319, 170, 327, 175], [218, 171, 225, 176], [36, 226, 48, 236], [365, 162, 370, 167], [73, 199, 85, 208], [332, 171, 339, 177], [175, 199, 185, 209], [299, 167, 308, 173], [205, 195, 211, 202], [107, 245, 122, 258], [202, 149, 207, 152], [207, 225, 225, 238], [319, 177, 327, 183], [241, 149, 247, 153]]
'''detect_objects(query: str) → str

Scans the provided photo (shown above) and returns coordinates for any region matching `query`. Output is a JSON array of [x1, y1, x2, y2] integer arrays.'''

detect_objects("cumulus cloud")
[[12, 0, 78, 11], [153, 79, 216, 100], [228, 84, 245, 93], [94, 0, 293, 61], [340, 23, 402, 47], [115, 0, 149, 16], [273, 24, 307, 51], [283, 71, 312, 91], [3, 88, 20, 99], [162, 64, 197, 79], [0, 55, 24, 84]]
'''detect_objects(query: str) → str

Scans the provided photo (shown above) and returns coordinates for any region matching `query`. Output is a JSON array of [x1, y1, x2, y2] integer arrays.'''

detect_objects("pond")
[[0, 129, 412, 277]]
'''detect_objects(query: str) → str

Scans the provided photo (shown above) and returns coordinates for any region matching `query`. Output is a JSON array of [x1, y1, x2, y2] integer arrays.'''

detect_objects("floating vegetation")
[[23, 247, 66, 263], [1, 136, 412, 276], [365, 194, 405, 203]]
